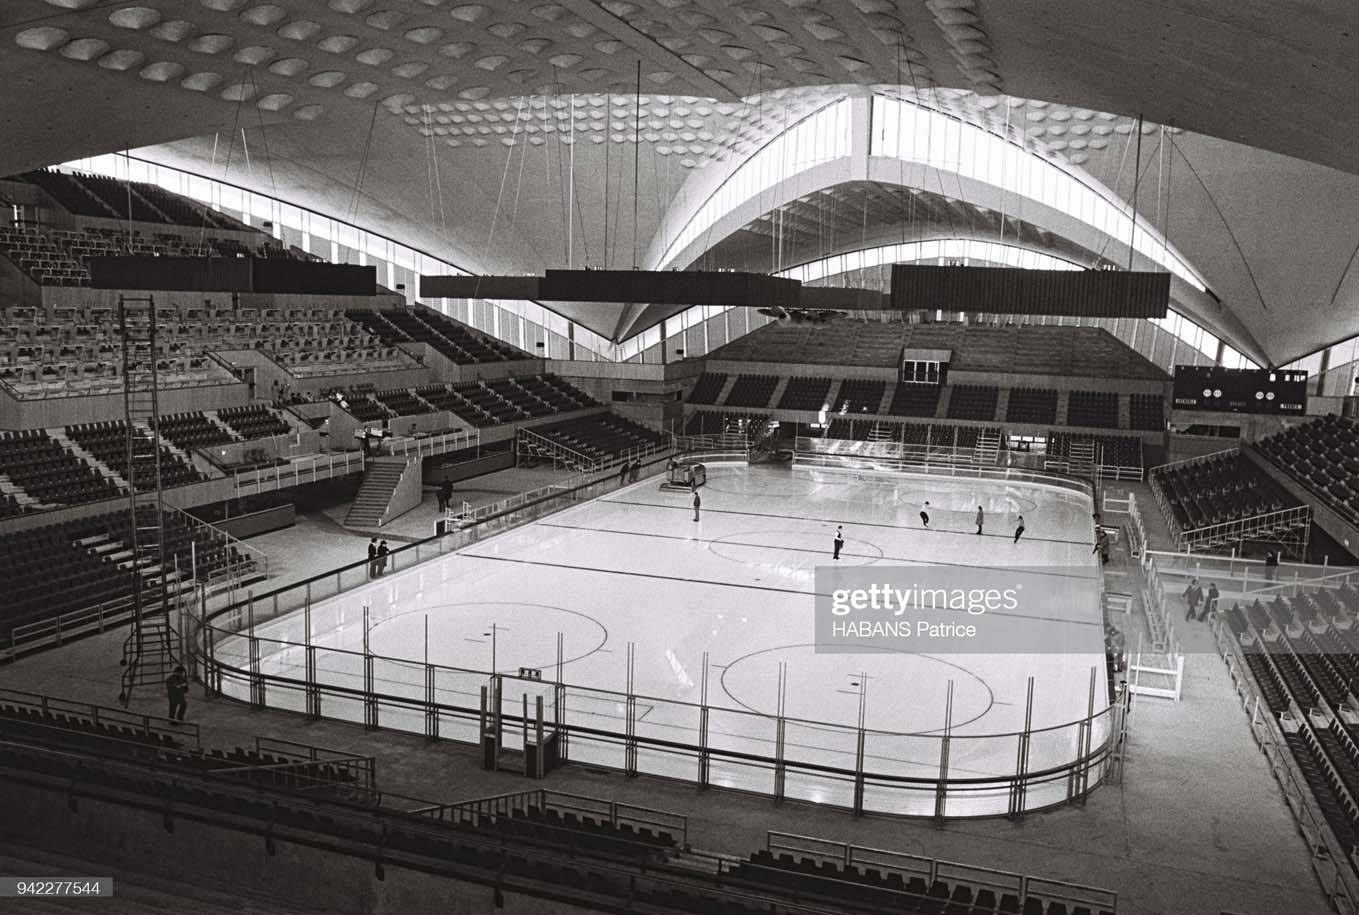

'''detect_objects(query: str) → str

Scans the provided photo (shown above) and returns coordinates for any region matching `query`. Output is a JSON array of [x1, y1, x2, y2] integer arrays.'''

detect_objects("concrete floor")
[[0, 472, 1333, 915]]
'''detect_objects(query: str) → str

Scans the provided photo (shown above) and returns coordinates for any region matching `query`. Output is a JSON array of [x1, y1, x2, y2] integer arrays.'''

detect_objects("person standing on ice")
[[833, 525, 844, 559], [692, 489, 701, 521], [919, 501, 930, 528], [975, 505, 984, 535]]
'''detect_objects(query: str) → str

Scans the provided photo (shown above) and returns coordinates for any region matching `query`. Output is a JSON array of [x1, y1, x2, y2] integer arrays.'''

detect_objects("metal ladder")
[[116, 295, 179, 705]]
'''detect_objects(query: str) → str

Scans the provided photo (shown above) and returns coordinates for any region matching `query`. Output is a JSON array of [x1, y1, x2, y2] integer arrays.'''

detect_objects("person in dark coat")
[[1201, 582, 1220, 621], [1093, 529, 1110, 565], [693, 490, 701, 521], [368, 537, 379, 579], [975, 505, 984, 535], [1183, 578, 1203, 621], [1265, 551, 1279, 582], [833, 525, 845, 560], [377, 539, 390, 576], [165, 665, 189, 723], [437, 479, 452, 513], [1013, 515, 1025, 543], [919, 501, 930, 528], [619, 461, 630, 486]]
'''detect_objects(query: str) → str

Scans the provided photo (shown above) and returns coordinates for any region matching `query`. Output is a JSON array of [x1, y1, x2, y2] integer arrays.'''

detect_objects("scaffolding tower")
[[117, 295, 180, 706]]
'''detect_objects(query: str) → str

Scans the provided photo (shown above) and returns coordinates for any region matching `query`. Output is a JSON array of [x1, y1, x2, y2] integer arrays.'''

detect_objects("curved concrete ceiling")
[[3, 0, 1359, 365]]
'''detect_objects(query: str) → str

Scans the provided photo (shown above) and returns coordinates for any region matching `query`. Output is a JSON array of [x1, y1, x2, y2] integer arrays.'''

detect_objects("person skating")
[[975, 505, 984, 535], [920, 501, 930, 528], [165, 665, 189, 723], [693, 490, 701, 521], [1013, 515, 1025, 543], [833, 525, 844, 559]]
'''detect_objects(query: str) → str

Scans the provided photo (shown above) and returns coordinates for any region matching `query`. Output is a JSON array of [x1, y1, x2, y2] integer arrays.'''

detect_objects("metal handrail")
[[1177, 503, 1312, 552]]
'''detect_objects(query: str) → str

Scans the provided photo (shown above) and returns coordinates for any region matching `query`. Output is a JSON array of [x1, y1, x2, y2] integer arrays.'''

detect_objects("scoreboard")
[[1172, 366, 1308, 415]]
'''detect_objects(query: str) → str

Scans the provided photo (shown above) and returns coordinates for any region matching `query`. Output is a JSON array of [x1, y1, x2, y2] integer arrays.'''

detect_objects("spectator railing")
[[1176, 503, 1312, 553], [764, 831, 1117, 915], [232, 450, 365, 498], [384, 427, 479, 460], [0, 685, 199, 749], [515, 426, 601, 472]]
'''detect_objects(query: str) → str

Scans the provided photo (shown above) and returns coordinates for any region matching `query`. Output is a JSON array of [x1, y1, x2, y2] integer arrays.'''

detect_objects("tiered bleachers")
[[366, 306, 530, 365], [1150, 452, 1298, 531], [0, 225, 88, 286], [486, 379, 555, 417], [0, 302, 412, 398], [686, 372, 727, 405], [1, 508, 254, 638], [155, 412, 235, 452], [885, 382, 941, 418], [777, 376, 833, 411], [344, 395, 394, 423], [722, 374, 779, 408], [1225, 592, 1359, 857], [0, 429, 121, 509], [454, 381, 525, 423], [533, 414, 665, 465], [708, 321, 1168, 380], [373, 388, 431, 416], [66, 422, 205, 489], [1047, 432, 1142, 469], [1129, 392, 1165, 431], [414, 384, 493, 427], [17, 169, 248, 231], [832, 378, 886, 414], [1067, 390, 1120, 428], [518, 374, 594, 411], [1007, 387, 1059, 425], [217, 404, 290, 440], [1255, 414, 1359, 523], [945, 384, 999, 421]]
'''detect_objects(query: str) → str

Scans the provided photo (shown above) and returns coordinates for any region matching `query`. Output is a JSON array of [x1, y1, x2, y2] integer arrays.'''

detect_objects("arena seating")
[[686, 372, 727, 405], [946, 385, 999, 421], [1225, 592, 1359, 856], [0, 508, 255, 639], [1151, 453, 1298, 530], [0, 225, 89, 286], [833, 379, 887, 415], [532, 414, 665, 465], [16, 170, 249, 231], [373, 388, 432, 416], [777, 376, 833, 411], [0, 429, 122, 510], [0, 302, 411, 397], [722, 374, 779, 408], [217, 404, 291, 440], [518, 374, 595, 412], [885, 382, 941, 418], [707, 321, 1168, 380], [343, 395, 394, 423], [1129, 392, 1165, 431], [454, 382, 525, 424], [414, 384, 493, 427], [155, 412, 235, 452], [1255, 414, 1359, 523], [486, 379, 555, 417], [65, 422, 205, 489], [1007, 388, 1059, 425], [1067, 390, 1120, 429]]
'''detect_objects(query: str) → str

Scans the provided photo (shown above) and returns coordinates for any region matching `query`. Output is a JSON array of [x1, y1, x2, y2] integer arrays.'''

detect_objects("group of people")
[[617, 460, 641, 485], [1182, 578, 1220, 622], [367, 536, 391, 577], [914, 501, 1027, 543]]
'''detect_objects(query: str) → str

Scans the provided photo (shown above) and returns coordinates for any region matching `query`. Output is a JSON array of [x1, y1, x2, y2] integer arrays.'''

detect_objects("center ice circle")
[[720, 644, 994, 735], [367, 601, 608, 675], [707, 529, 885, 568]]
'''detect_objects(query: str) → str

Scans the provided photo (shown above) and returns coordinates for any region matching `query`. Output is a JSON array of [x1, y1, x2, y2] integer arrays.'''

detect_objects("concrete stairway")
[[343, 456, 417, 529]]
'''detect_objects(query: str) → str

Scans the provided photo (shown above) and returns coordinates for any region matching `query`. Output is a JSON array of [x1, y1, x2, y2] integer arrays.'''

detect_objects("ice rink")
[[220, 462, 1111, 815]]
